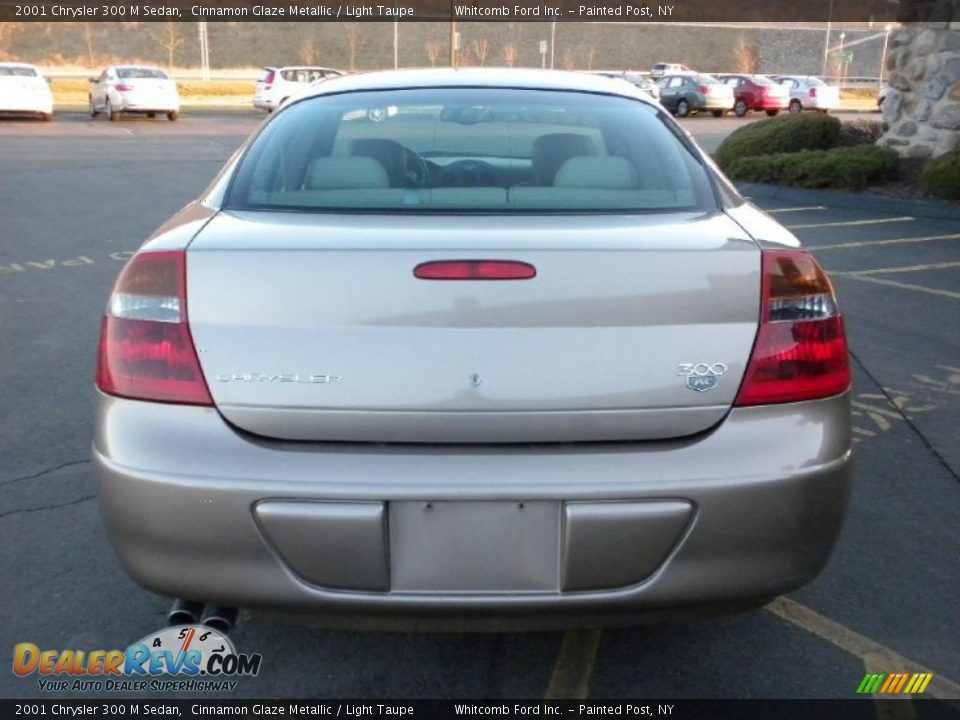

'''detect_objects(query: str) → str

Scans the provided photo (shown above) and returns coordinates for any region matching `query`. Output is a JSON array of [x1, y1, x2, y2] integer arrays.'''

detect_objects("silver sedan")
[[93, 69, 852, 630]]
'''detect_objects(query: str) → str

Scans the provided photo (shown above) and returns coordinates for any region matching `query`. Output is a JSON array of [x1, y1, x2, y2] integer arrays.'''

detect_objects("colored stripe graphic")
[[857, 673, 933, 694]]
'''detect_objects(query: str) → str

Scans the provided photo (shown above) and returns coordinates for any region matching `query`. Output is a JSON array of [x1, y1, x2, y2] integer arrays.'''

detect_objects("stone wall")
[[879, 25, 960, 159]]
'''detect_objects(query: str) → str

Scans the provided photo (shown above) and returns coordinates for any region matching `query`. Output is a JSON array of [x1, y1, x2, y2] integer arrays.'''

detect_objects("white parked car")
[[0, 63, 53, 121], [650, 62, 693, 80], [774, 76, 841, 114], [89, 66, 180, 121], [253, 66, 345, 112]]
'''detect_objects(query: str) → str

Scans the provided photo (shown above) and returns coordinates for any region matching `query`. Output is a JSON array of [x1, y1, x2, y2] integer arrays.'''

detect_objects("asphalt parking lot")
[[0, 111, 958, 704]]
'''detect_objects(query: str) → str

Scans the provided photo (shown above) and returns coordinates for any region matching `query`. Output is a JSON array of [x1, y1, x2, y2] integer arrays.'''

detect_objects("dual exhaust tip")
[[168, 599, 238, 636]]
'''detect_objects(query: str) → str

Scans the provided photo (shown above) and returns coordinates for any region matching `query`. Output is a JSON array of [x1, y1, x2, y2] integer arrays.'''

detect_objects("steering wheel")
[[402, 149, 430, 188], [438, 160, 500, 187]]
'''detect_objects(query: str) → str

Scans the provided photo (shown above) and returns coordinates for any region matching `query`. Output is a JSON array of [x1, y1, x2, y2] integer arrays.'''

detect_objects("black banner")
[[0, 0, 938, 23], [2, 700, 960, 719]]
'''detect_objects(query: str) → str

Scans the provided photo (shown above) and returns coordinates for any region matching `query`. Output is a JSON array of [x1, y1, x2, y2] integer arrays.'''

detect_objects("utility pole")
[[393, 20, 399, 69], [879, 24, 893, 84], [821, 0, 833, 77], [550, 21, 556, 70], [450, 21, 458, 68], [198, 21, 209, 81]]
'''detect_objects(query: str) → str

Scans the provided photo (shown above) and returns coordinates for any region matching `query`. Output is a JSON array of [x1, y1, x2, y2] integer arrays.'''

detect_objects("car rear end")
[[93, 73, 852, 628], [805, 78, 841, 111], [253, 67, 279, 111], [114, 67, 179, 114], [696, 75, 734, 111], [753, 75, 790, 110], [0, 64, 53, 118]]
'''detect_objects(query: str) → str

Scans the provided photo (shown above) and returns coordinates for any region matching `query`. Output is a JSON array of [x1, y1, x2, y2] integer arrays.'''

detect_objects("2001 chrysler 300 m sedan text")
[[92, 69, 853, 630]]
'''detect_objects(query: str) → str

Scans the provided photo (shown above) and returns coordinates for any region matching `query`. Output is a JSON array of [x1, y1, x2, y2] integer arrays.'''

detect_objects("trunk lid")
[[186, 211, 761, 443]]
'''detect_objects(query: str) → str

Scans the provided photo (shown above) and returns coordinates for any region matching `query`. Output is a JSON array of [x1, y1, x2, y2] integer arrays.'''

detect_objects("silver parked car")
[[774, 75, 841, 114], [93, 69, 852, 630], [89, 65, 180, 121]]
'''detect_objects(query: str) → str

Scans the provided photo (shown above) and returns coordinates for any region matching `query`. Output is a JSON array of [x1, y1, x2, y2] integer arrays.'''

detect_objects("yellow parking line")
[[544, 629, 603, 700], [836, 274, 960, 300], [806, 233, 960, 251], [832, 261, 960, 276], [766, 597, 960, 704], [787, 216, 914, 230], [766, 206, 828, 213]]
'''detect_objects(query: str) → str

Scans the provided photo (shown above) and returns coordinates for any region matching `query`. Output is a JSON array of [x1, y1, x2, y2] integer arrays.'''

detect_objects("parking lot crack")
[[0, 493, 95, 522], [0, 459, 91, 488], [850, 351, 960, 484]]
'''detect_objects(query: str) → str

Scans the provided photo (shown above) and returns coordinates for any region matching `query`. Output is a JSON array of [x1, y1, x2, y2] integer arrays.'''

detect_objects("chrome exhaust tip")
[[200, 605, 239, 636], [168, 599, 204, 626]]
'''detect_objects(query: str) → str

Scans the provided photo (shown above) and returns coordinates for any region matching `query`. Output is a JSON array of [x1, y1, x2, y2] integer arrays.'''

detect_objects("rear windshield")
[[753, 75, 777, 85], [226, 88, 715, 214], [806, 77, 828, 86], [118, 68, 167, 79], [0, 67, 38, 77], [695, 74, 719, 84]]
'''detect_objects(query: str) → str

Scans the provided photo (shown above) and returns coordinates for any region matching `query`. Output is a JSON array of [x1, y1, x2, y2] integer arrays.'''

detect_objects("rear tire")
[[89, 96, 99, 117], [40, 112, 52, 122], [167, 110, 179, 122], [147, 112, 156, 118], [789, 99, 803, 114], [765, 109, 780, 117], [676, 99, 690, 118], [107, 99, 118, 122], [711, 109, 724, 117], [734, 99, 748, 117]]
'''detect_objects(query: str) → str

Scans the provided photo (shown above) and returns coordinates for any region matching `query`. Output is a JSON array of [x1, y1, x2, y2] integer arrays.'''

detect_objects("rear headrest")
[[554, 156, 638, 189], [305, 156, 389, 190], [531, 133, 597, 185]]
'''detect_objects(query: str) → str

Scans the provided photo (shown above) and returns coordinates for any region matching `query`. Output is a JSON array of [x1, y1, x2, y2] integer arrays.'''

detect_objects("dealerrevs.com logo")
[[13, 625, 262, 693]]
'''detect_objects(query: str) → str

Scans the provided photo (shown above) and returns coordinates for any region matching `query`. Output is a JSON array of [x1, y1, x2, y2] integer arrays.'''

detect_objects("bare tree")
[[585, 45, 598, 71], [345, 25, 362, 72], [561, 50, 576, 70], [81, 23, 97, 67], [471, 38, 490, 66], [0, 22, 24, 61], [147, 22, 183, 70], [502, 43, 518, 68], [732, 36, 760, 74], [425, 40, 442, 67], [299, 36, 317, 65]]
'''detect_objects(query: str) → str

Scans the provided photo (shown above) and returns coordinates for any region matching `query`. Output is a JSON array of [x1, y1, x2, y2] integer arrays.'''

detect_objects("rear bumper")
[[0, 100, 52, 114], [700, 96, 733, 110], [758, 98, 788, 110], [807, 97, 840, 110], [115, 98, 179, 113], [253, 98, 276, 111], [93, 392, 852, 629]]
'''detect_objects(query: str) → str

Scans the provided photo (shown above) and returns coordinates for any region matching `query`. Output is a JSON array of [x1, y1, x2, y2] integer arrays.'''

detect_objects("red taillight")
[[265, 70, 275, 85], [735, 251, 850, 406], [698, 85, 710, 95], [810, 87, 818, 98], [115, 84, 134, 93], [414, 260, 536, 280], [95, 251, 213, 406]]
